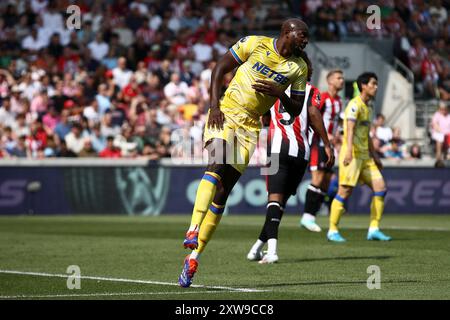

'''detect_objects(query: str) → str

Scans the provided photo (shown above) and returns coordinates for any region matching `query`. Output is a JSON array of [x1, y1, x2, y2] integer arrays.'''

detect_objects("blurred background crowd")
[[0, 0, 448, 162]]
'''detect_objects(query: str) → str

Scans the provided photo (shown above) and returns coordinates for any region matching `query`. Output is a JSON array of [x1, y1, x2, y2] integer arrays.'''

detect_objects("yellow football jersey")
[[342, 95, 372, 159], [222, 35, 308, 120]]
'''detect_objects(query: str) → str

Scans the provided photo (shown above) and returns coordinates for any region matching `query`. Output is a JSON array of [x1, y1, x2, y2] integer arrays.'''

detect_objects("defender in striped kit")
[[247, 75, 335, 264]]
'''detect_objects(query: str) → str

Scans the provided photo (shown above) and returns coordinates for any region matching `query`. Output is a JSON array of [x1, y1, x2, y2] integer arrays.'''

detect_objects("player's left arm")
[[308, 104, 335, 168], [251, 80, 305, 116], [369, 134, 383, 169], [252, 59, 307, 117]]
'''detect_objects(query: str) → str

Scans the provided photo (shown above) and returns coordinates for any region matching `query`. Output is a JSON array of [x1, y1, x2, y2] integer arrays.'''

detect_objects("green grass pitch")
[[0, 214, 449, 300]]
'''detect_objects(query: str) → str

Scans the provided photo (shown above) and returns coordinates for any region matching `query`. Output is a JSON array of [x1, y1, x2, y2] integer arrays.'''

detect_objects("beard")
[[293, 46, 303, 57]]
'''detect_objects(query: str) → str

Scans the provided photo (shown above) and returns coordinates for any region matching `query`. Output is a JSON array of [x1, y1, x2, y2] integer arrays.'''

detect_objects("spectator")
[[54, 109, 71, 141], [421, 49, 441, 98], [88, 123, 106, 153], [114, 124, 138, 157], [112, 57, 133, 90], [384, 138, 405, 160], [42, 106, 60, 133], [164, 72, 189, 106], [88, 33, 109, 62], [56, 139, 77, 157], [65, 122, 85, 154], [0, 97, 16, 128], [99, 135, 121, 158], [374, 113, 393, 145], [83, 99, 101, 124], [431, 102, 450, 160], [27, 119, 47, 157], [408, 144, 422, 160], [8, 135, 28, 158], [21, 27, 46, 52], [78, 138, 98, 157], [95, 83, 113, 115]]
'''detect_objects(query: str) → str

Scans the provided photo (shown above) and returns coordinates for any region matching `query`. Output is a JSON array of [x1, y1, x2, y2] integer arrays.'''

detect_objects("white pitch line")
[[0, 270, 267, 293], [0, 290, 230, 299]]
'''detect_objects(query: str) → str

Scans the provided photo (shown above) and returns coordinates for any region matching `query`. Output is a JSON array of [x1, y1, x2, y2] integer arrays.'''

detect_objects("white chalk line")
[[0, 290, 231, 299], [0, 270, 267, 293]]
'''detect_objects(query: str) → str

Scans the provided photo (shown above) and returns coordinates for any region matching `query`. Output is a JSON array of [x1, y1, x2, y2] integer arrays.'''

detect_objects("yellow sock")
[[189, 172, 221, 231], [329, 195, 346, 232], [370, 192, 386, 229], [195, 202, 224, 254]]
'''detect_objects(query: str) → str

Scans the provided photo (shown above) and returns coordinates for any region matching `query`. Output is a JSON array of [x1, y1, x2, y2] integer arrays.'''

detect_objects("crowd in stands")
[[0, 0, 448, 164], [302, 0, 449, 100]]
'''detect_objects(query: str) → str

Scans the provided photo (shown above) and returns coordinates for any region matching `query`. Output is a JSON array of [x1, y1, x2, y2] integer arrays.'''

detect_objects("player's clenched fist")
[[252, 79, 283, 97], [343, 152, 353, 166], [324, 145, 335, 168], [208, 107, 225, 130]]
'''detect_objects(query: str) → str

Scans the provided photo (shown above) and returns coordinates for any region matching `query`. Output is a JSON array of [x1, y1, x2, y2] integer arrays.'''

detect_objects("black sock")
[[304, 185, 325, 216], [259, 201, 283, 241]]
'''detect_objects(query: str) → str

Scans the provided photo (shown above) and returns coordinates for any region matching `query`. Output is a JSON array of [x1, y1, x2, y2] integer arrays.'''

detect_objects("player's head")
[[357, 72, 378, 98], [280, 18, 309, 57], [326, 69, 344, 91]]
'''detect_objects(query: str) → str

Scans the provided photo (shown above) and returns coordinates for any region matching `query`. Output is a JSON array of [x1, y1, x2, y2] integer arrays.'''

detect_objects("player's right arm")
[[344, 120, 355, 166], [343, 100, 359, 166], [308, 99, 335, 168], [209, 36, 258, 130], [209, 52, 240, 130]]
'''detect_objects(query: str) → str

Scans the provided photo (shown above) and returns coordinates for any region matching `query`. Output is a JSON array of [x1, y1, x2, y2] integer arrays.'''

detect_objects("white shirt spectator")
[[41, 10, 64, 31], [429, 5, 448, 24], [164, 76, 189, 106], [31, 0, 48, 14], [149, 14, 162, 31], [376, 126, 393, 144], [200, 68, 212, 88], [22, 34, 46, 51], [213, 41, 228, 56], [211, 4, 227, 23], [65, 132, 85, 154], [168, 16, 181, 34], [192, 42, 213, 63], [112, 68, 133, 90], [83, 105, 101, 123], [88, 40, 109, 61], [113, 25, 135, 47], [129, 1, 149, 15], [0, 107, 15, 128]]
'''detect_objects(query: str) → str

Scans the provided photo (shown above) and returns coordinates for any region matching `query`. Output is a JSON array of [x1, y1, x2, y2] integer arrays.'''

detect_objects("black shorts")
[[310, 144, 332, 172], [266, 150, 308, 196]]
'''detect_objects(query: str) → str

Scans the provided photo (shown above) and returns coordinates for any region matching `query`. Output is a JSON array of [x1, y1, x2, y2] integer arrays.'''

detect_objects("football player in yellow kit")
[[327, 72, 392, 242], [179, 18, 312, 287]]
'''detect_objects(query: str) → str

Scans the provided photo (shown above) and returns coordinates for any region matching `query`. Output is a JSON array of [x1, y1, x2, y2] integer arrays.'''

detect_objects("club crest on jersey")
[[252, 61, 289, 84], [266, 51, 270, 56]]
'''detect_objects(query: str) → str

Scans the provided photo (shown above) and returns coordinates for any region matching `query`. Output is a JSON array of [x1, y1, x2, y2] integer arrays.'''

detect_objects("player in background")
[[179, 19, 310, 287], [327, 72, 392, 242], [300, 70, 344, 232], [247, 76, 334, 263]]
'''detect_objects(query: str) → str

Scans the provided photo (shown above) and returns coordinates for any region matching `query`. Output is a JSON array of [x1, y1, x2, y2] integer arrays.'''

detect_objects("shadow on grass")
[[247, 279, 420, 289], [281, 255, 393, 264]]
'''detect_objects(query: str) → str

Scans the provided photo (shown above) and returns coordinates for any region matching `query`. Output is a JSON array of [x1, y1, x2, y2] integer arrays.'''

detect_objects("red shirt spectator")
[[99, 136, 122, 158]]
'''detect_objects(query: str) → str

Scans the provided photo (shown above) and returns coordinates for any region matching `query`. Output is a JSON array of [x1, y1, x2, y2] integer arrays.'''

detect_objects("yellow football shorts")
[[203, 105, 260, 174], [338, 156, 383, 187]]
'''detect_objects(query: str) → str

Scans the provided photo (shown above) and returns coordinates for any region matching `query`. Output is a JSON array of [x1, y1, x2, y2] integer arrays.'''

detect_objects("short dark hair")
[[356, 72, 377, 92], [326, 69, 343, 80]]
